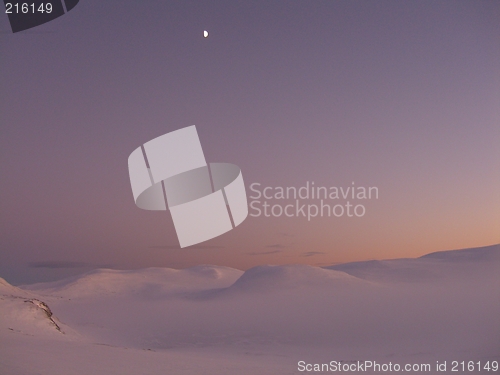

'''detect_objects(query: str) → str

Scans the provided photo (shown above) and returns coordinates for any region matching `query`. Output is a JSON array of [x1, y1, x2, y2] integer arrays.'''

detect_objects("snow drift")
[[1, 244, 498, 375]]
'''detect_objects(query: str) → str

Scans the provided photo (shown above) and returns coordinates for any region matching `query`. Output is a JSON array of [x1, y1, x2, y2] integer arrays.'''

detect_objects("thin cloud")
[[246, 250, 283, 256], [28, 261, 111, 269], [266, 244, 287, 249], [301, 251, 326, 257]]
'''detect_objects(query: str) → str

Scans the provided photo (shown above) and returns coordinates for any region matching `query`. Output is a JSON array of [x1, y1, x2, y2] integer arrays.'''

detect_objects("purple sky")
[[1, 1, 499, 284]]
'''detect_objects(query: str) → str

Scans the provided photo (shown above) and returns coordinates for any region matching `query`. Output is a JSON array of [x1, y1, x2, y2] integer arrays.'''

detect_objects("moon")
[[203, 30, 209, 38]]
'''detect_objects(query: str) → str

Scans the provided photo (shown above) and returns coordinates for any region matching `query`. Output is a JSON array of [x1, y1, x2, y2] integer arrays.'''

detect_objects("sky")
[[0, 0, 499, 284]]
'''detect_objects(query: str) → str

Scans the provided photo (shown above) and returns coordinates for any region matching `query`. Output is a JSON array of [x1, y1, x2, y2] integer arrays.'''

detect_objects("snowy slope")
[[328, 244, 500, 283], [24, 265, 243, 298], [1, 245, 499, 375]]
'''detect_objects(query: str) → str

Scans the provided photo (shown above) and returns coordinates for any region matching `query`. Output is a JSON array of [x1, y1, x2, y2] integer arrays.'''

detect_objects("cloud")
[[301, 251, 326, 257], [266, 244, 287, 248], [246, 250, 283, 256], [28, 261, 111, 269], [149, 245, 225, 249]]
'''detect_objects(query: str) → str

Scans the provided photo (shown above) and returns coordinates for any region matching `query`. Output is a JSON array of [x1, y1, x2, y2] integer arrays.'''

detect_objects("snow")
[[24, 265, 243, 298], [1, 245, 499, 374]]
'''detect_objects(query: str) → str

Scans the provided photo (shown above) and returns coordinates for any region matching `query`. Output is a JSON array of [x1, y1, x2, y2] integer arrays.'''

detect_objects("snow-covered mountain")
[[1, 245, 498, 375], [328, 244, 500, 283]]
